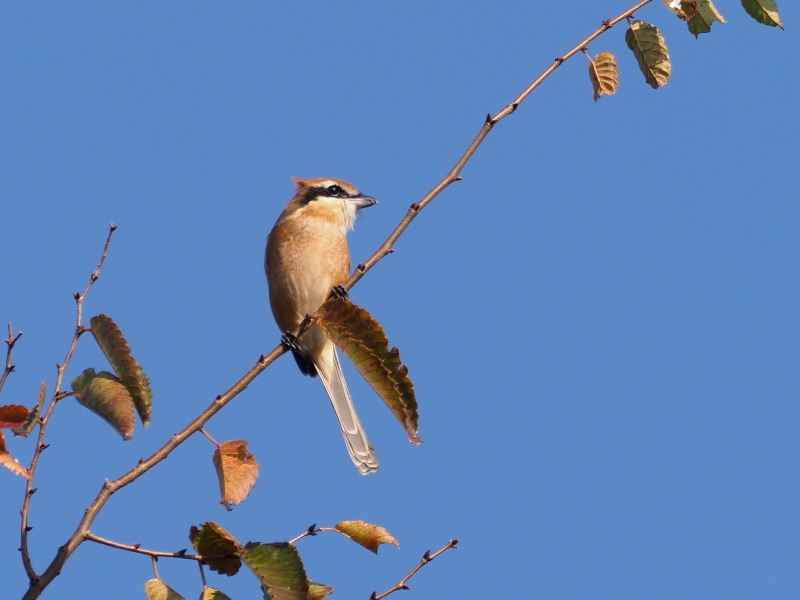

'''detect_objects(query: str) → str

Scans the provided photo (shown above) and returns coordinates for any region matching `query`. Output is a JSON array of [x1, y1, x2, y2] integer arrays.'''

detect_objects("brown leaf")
[[314, 297, 422, 444], [335, 520, 400, 554], [189, 521, 243, 576], [588, 51, 619, 101], [12, 382, 46, 438], [212, 440, 259, 510], [90, 314, 153, 426]]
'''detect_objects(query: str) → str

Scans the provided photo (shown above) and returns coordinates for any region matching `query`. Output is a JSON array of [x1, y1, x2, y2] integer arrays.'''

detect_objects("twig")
[[0, 324, 23, 394], [20, 223, 118, 585], [344, 0, 654, 292], [85, 532, 202, 561], [21, 3, 657, 597], [371, 540, 459, 600]]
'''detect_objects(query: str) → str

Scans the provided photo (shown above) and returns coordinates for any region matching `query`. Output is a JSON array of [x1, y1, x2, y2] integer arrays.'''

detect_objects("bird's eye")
[[327, 184, 343, 197]]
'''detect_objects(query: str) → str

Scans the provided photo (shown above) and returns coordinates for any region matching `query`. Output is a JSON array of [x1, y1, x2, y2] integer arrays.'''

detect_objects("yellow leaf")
[[335, 520, 400, 554], [587, 51, 619, 101]]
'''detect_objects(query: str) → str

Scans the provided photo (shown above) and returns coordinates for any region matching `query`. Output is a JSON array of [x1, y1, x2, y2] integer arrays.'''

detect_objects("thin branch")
[[288, 523, 319, 545], [21, 3, 658, 597], [20, 223, 118, 585], [344, 0, 654, 292], [0, 324, 23, 394], [371, 540, 459, 600], [199, 428, 221, 448], [85, 532, 202, 561]]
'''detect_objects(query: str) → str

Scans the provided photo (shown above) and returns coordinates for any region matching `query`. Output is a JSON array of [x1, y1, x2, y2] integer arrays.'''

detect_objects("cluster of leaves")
[[586, 0, 783, 101], [143, 520, 401, 600]]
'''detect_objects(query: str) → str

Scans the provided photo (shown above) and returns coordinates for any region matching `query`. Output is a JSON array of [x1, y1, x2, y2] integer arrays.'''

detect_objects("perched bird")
[[265, 177, 380, 474]]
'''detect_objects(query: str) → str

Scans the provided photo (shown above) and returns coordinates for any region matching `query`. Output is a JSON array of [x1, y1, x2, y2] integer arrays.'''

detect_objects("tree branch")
[[371, 540, 459, 600], [22, 3, 657, 597], [20, 223, 117, 585], [1, 324, 23, 394], [84, 532, 203, 561]]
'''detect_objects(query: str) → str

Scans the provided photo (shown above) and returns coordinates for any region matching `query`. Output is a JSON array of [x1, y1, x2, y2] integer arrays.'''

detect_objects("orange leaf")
[[0, 405, 29, 429], [334, 520, 400, 554], [213, 440, 259, 510]]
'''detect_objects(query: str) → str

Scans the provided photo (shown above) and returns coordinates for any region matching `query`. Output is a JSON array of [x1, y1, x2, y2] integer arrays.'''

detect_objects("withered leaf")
[[335, 520, 400, 554], [212, 440, 259, 510]]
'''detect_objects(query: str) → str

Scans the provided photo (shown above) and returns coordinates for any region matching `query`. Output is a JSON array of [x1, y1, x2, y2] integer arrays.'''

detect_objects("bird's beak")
[[351, 195, 378, 209]]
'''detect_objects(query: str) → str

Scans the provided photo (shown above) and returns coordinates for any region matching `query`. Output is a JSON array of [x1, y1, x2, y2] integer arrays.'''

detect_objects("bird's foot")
[[331, 284, 349, 300]]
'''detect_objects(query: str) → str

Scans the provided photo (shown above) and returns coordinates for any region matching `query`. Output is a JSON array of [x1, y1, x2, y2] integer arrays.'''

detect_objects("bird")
[[265, 177, 380, 474]]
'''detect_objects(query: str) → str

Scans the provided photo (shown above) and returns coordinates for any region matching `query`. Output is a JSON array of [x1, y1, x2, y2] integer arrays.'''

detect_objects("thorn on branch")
[[410, 203, 420, 213], [134, 543, 142, 549], [454, 175, 464, 182], [370, 593, 377, 600], [554, 56, 565, 63], [484, 113, 492, 124], [450, 539, 459, 548], [39, 443, 50, 451], [25, 526, 33, 532], [29, 488, 37, 495], [422, 550, 431, 562], [510, 102, 518, 113]]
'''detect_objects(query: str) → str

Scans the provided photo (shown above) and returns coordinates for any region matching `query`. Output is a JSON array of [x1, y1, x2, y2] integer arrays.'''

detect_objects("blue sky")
[[1, 2, 798, 599]]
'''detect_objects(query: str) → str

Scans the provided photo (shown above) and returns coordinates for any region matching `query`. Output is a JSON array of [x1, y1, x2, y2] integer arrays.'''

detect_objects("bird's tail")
[[315, 344, 379, 474]]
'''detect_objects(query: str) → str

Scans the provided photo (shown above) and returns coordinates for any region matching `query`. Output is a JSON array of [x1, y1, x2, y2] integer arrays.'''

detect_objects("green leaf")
[[740, 0, 784, 29], [144, 579, 187, 600], [314, 297, 422, 444], [189, 522, 242, 576], [625, 20, 671, 89], [12, 382, 46, 437], [587, 51, 619, 101], [71, 368, 137, 440], [90, 314, 153, 426], [688, 1, 726, 36], [241, 542, 309, 600], [307, 583, 334, 600], [335, 520, 400, 554]]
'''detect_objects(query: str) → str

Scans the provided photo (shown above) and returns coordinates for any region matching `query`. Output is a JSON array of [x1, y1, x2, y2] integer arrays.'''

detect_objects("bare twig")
[[21, 3, 659, 597], [371, 540, 459, 600], [1, 324, 23, 394], [199, 428, 221, 448], [85, 532, 202, 561], [20, 223, 118, 584]]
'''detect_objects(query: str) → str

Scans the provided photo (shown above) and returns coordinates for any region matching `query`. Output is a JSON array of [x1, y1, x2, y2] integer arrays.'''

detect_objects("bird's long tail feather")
[[315, 345, 379, 474]]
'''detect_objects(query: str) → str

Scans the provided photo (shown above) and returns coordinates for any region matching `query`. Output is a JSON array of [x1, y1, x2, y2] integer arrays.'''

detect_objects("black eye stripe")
[[304, 184, 355, 201]]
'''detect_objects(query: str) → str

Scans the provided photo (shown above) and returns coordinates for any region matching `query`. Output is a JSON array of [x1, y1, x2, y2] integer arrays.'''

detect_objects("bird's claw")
[[331, 284, 349, 300]]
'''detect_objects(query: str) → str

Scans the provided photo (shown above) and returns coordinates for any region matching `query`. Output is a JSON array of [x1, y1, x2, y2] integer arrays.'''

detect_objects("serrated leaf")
[[189, 522, 242, 576], [0, 442, 30, 478], [200, 588, 234, 600], [625, 20, 671, 89], [12, 382, 46, 437], [71, 368, 136, 440], [213, 440, 259, 510], [335, 520, 400, 554], [144, 579, 188, 600], [588, 51, 619, 101], [314, 297, 421, 444], [90, 314, 153, 426], [0, 405, 29, 428], [241, 542, 308, 600], [307, 582, 334, 600], [741, 0, 783, 29]]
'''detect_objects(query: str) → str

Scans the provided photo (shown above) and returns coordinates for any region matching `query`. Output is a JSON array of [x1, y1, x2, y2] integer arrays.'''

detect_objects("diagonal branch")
[[22, 3, 656, 598], [371, 540, 459, 600]]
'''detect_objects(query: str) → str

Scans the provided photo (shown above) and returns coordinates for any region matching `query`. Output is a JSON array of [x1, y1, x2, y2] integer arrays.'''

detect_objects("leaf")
[[0, 405, 29, 429], [213, 440, 259, 510], [0, 443, 30, 478], [90, 314, 153, 426], [200, 588, 234, 600], [71, 368, 137, 440], [144, 579, 187, 600], [662, 0, 699, 20], [189, 522, 242, 576], [625, 20, 671, 89], [687, 1, 726, 36], [740, 0, 784, 29], [587, 51, 619, 101], [12, 382, 46, 437], [307, 583, 334, 600], [241, 542, 309, 600], [314, 297, 422, 444], [335, 520, 400, 554]]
